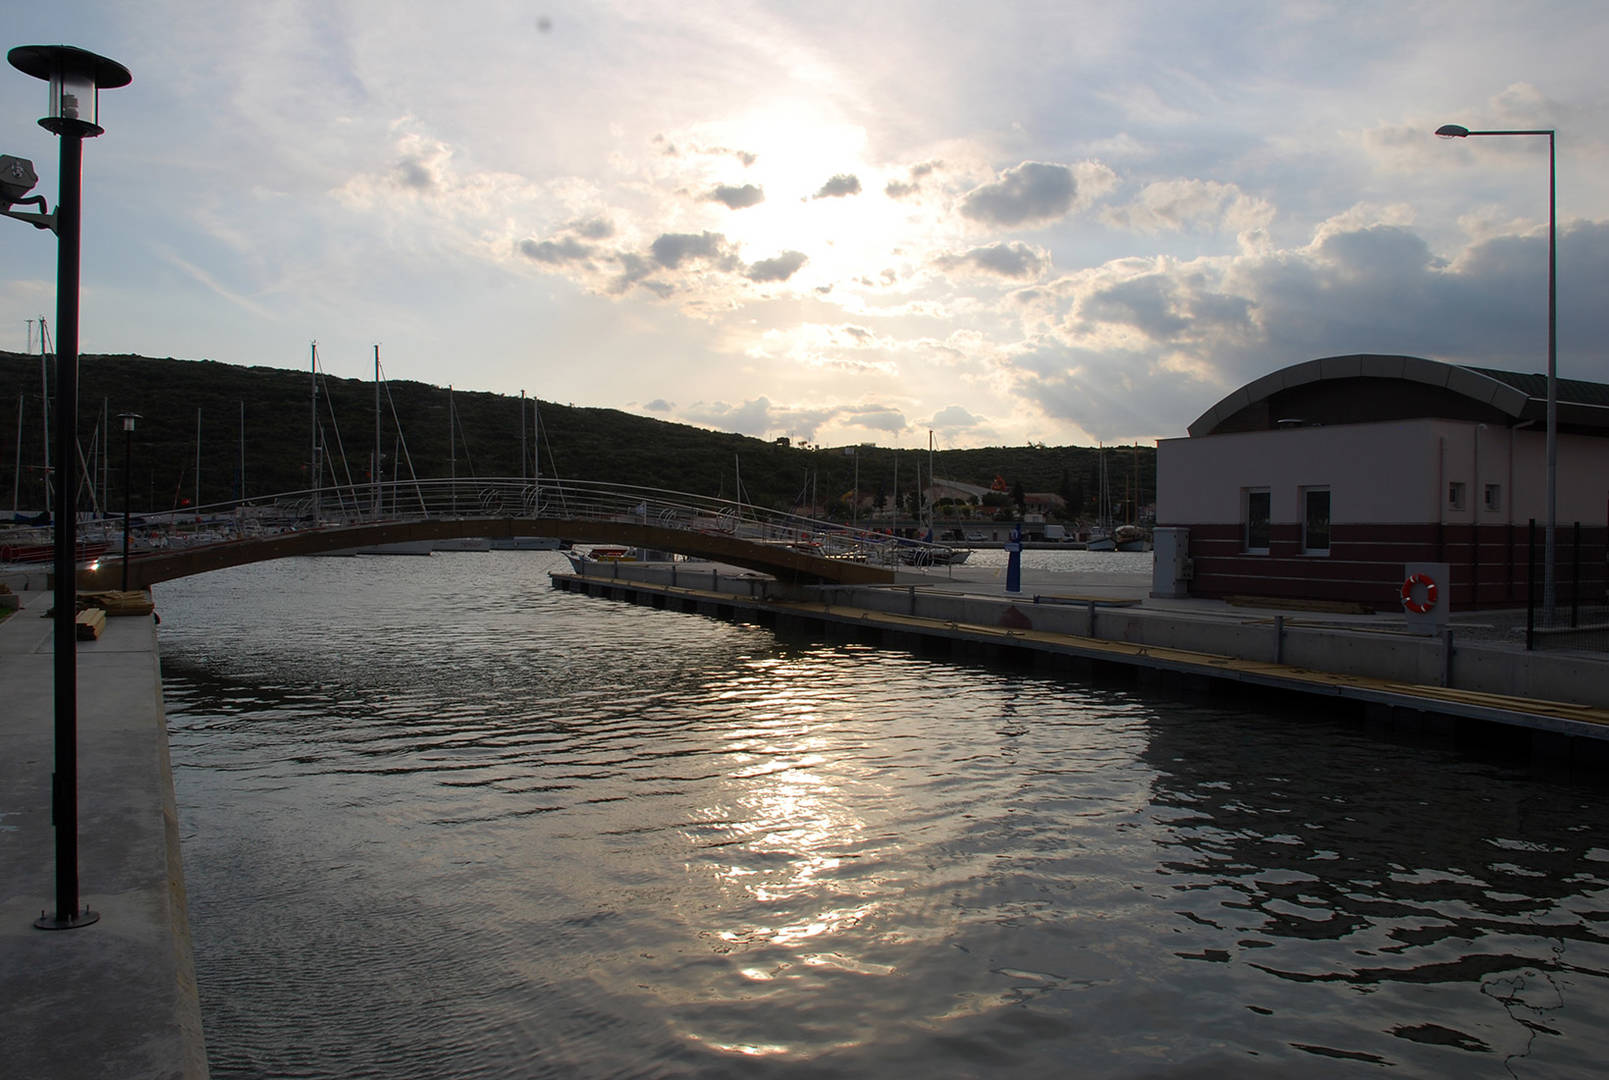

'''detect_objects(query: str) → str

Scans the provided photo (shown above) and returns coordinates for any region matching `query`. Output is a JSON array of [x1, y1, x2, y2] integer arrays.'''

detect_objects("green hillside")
[[0, 350, 1154, 523]]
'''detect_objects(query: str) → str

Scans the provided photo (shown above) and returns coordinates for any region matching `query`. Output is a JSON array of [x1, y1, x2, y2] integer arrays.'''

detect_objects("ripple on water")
[[157, 555, 1609, 1078]]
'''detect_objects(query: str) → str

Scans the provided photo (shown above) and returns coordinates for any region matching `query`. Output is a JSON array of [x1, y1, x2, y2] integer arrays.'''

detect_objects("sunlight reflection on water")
[[157, 553, 1609, 1079]]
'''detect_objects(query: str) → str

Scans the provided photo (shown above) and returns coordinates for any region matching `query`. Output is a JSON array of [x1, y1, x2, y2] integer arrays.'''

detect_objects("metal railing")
[[3, 477, 961, 569], [1526, 519, 1609, 652]]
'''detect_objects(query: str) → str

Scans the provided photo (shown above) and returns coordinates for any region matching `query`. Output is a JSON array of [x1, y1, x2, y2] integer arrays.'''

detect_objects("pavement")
[[0, 589, 208, 1080]]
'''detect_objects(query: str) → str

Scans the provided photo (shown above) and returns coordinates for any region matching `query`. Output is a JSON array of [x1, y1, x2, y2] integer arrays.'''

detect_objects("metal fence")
[[1526, 519, 1609, 652]]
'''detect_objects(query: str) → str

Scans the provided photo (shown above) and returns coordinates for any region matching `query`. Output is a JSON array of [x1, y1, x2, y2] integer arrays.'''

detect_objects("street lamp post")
[[1435, 123, 1557, 621], [7, 44, 132, 931], [119, 412, 139, 591]]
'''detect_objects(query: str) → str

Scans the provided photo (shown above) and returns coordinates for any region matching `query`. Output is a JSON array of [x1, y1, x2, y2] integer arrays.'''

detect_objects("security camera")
[[1, 154, 39, 206]]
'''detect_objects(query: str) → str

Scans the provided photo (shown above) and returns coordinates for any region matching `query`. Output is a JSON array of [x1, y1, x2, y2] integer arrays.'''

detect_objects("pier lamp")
[[1435, 123, 1557, 620], [119, 412, 140, 591], [7, 43, 132, 931]]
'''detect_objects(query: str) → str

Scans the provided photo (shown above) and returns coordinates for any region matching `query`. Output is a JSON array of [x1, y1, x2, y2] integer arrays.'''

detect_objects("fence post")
[[1571, 521, 1581, 628], [1526, 518, 1536, 650]]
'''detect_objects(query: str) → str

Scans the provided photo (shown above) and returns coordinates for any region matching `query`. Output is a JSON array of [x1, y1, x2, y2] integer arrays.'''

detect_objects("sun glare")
[[686, 102, 926, 291]]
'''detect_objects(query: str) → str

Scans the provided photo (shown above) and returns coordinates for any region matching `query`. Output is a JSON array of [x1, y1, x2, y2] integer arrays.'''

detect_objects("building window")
[[1302, 487, 1331, 554], [1448, 481, 1466, 510], [1244, 488, 1271, 553], [1484, 483, 1502, 512]]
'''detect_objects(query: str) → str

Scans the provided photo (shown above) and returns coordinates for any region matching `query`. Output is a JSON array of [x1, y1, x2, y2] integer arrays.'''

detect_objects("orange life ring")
[[1400, 573, 1438, 614]]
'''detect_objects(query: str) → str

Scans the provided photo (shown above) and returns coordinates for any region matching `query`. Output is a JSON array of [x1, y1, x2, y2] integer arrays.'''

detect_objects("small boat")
[[897, 544, 970, 567], [433, 537, 492, 552], [1114, 525, 1150, 553], [488, 536, 563, 551]]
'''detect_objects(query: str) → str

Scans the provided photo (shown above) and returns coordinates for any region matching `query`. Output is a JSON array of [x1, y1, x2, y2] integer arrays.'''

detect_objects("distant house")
[[927, 478, 992, 504], [1024, 492, 1067, 515], [1156, 354, 1609, 610]]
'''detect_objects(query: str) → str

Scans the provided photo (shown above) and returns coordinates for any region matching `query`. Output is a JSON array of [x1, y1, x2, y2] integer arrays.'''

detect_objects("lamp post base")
[[34, 906, 100, 931]]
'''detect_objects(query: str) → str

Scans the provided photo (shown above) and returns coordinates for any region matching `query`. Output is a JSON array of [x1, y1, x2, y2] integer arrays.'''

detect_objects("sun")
[[676, 101, 929, 292]]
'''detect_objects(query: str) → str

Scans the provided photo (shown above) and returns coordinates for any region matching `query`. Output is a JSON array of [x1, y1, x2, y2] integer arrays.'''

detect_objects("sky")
[[3, 2, 1608, 451]]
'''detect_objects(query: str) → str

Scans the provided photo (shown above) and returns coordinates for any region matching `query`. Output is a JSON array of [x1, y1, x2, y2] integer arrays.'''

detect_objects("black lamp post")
[[1435, 123, 1557, 621], [119, 412, 139, 591], [7, 43, 131, 932]]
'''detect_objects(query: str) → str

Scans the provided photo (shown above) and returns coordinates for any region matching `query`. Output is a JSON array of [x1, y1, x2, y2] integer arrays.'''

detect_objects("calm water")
[[157, 553, 1609, 1078]]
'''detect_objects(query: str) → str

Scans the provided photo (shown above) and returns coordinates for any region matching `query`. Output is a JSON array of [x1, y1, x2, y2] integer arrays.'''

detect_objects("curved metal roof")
[[1187, 354, 1609, 437]]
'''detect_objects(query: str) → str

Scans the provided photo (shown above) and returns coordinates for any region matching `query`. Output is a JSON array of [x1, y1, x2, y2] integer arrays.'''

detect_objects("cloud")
[[885, 161, 940, 199], [934, 242, 1049, 279], [394, 156, 437, 191], [519, 236, 593, 264], [1102, 179, 1274, 236], [746, 251, 809, 282], [931, 405, 987, 431], [650, 231, 737, 269], [961, 161, 1082, 227], [569, 217, 615, 239], [643, 399, 673, 412], [708, 183, 765, 209], [814, 173, 862, 199]]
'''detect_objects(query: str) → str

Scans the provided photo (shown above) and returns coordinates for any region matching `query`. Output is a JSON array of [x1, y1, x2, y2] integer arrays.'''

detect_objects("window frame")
[[1300, 486, 1331, 555], [1243, 487, 1271, 554]]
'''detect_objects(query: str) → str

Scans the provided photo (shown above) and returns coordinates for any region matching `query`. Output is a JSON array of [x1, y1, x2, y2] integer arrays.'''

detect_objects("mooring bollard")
[[1274, 614, 1285, 664]]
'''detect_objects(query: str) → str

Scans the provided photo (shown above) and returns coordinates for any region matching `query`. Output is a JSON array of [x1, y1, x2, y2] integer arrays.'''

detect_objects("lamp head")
[[7, 45, 131, 138], [119, 412, 140, 433], [1435, 124, 1471, 139]]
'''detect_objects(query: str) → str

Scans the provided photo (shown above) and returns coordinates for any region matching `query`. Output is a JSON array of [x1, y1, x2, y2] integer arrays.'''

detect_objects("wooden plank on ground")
[[75, 607, 106, 640]]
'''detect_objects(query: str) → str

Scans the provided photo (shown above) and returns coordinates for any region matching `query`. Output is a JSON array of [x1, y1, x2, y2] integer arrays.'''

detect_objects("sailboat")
[[1086, 445, 1116, 550], [900, 431, 969, 566]]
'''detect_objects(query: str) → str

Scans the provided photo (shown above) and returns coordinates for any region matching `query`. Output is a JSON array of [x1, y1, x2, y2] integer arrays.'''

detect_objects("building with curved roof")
[[1156, 355, 1608, 611]]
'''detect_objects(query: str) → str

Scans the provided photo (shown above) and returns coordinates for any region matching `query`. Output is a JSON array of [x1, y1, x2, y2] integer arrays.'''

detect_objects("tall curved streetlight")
[[1435, 123, 1556, 621], [7, 44, 132, 931]]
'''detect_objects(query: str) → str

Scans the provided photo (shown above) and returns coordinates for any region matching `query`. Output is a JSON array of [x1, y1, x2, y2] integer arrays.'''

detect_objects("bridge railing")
[[84, 477, 950, 566]]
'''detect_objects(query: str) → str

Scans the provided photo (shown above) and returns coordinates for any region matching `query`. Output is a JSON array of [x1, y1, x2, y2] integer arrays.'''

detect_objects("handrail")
[[9, 476, 962, 567]]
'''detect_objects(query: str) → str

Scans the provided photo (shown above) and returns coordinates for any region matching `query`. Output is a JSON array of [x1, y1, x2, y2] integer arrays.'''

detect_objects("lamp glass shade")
[[50, 69, 99, 128]]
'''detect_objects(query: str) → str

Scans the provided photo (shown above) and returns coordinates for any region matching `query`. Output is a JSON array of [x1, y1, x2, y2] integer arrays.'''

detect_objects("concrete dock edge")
[[1, 591, 209, 1079]]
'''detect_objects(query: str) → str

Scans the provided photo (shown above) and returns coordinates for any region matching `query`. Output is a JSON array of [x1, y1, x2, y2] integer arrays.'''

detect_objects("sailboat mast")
[[101, 398, 109, 516], [309, 342, 319, 525], [194, 408, 201, 514], [11, 393, 22, 515], [927, 429, 935, 531], [519, 390, 527, 484], [449, 385, 457, 515], [239, 400, 245, 503], [374, 346, 382, 518]]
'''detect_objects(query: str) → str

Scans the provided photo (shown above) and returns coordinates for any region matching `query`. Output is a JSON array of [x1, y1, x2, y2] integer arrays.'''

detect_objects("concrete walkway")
[[0, 590, 207, 1080]]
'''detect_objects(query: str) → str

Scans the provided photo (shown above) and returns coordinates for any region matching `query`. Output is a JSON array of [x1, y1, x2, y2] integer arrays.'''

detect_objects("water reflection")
[[158, 556, 1609, 1078], [1141, 707, 1609, 1073]]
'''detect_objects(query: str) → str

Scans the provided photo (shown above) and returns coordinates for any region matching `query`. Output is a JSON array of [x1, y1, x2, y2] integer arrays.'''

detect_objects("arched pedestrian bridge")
[[69, 478, 926, 591]]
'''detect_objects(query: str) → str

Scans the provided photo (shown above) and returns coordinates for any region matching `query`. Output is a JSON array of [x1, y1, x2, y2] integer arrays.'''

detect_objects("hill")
[[0, 350, 1154, 524]]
